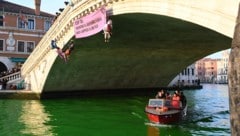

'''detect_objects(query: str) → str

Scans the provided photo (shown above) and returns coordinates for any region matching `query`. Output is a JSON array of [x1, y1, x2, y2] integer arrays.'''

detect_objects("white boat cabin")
[[148, 99, 182, 109]]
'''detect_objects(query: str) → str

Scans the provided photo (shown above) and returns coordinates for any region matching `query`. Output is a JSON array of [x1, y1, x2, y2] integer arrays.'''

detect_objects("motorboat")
[[145, 98, 187, 124]]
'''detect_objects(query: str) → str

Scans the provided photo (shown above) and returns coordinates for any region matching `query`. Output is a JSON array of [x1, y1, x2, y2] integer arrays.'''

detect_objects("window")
[[28, 19, 34, 30], [192, 68, 194, 75], [0, 16, 3, 26], [17, 41, 25, 52], [0, 40, 3, 51], [27, 42, 34, 53], [18, 18, 26, 28], [44, 20, 52, 31]]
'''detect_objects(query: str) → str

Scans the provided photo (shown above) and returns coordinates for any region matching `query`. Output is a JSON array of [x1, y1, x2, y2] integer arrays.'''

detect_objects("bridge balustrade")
[[0, 71, 21, 82]]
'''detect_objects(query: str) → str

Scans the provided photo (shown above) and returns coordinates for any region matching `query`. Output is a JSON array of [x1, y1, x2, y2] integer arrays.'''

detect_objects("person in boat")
[[180, 91, 187, 107], [155, 97, 169, 112], [166, 92, 171, 100], [155, 89, 169, 112], [103, 19, 112, 42], [175, 89, 180, 96], [171, 92, 181, 109], [155, 90, 165, 99]]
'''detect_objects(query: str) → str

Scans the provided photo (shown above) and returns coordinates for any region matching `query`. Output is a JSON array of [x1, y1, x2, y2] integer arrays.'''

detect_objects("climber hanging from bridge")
[[51, 39, 58, 49], [64, 40, 75, 60], [103, 19, 112, 43], [51, 39, 66, 62], [50, 39, 75, 63]]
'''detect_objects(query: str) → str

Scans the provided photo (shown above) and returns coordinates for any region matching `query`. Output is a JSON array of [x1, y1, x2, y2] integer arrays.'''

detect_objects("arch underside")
[[43, 13, 231, 92]]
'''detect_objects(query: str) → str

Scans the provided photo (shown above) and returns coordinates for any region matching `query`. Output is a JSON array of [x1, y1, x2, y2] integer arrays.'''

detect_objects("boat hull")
[[146, 110, 181, 124], [145, 106, 187, 124]]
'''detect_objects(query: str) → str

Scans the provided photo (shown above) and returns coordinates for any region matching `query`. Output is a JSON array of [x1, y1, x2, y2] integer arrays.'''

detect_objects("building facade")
[[216, 50, 229, 84], [0, 0, 54, 73], [168, 63, 199, 87], [195, 59, 205, 83], [170, 50, 230, 86], [195, 58, 218, 83], [201, 58, 218, 83]]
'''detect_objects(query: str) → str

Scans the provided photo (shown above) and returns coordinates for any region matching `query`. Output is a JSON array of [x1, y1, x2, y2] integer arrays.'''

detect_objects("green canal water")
[[0, 84, 230, 136]]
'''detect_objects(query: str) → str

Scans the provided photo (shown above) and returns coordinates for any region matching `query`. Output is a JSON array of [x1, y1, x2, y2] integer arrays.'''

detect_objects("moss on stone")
[[44, 13, 231, 92]]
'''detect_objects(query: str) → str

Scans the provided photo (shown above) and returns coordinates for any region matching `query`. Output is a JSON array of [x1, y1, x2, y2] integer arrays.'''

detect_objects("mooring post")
[[228, 3, 240, 136]]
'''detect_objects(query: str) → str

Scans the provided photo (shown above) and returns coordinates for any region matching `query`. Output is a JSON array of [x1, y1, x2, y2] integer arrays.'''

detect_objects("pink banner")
[[74, 8, 106, 38]]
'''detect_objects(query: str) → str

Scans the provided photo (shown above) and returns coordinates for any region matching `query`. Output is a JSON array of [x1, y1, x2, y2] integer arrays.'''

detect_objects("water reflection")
[[147, 125, 159, 136], [18, 100, 55, 136], [146, 124, 174, 136]]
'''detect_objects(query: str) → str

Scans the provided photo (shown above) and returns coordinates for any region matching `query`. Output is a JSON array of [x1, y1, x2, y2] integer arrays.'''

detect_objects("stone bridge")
[[21, 0, 238, 93]]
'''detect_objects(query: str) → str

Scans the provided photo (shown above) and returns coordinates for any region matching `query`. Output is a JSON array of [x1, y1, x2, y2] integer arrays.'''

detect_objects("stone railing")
[[0, 71, 21, 82]]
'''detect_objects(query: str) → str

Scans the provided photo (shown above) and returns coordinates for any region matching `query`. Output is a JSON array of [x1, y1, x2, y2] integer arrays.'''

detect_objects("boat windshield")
[[148, 99, 165, 107], [148, 99, 182, 108]]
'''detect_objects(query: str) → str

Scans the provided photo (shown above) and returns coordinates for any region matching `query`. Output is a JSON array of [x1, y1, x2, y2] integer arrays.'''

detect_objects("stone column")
[[228, 3, 240, 136]]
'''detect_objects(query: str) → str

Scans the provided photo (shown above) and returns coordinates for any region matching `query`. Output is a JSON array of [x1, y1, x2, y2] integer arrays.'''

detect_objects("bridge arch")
[[21, 0, 237, 93]]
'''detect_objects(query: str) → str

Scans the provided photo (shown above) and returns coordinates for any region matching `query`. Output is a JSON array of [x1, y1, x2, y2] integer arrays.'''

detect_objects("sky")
[[205, 49, 230, 59], [206, 52, 222, 59], [7, 0, 66, 14]]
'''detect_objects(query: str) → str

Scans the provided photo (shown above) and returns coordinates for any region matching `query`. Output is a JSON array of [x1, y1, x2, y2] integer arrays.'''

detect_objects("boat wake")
[[189, 110, 229, 123], [131, 112, 143, 119], [144, 122, 173, 128]]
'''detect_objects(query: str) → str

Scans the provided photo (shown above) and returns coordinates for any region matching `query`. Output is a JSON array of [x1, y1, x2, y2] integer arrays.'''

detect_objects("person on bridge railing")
[[180, 91, 187, 107], [103, 19, 112, 43]]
